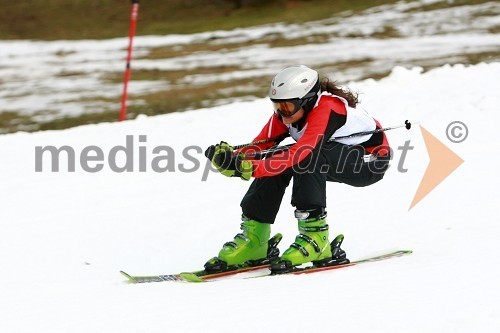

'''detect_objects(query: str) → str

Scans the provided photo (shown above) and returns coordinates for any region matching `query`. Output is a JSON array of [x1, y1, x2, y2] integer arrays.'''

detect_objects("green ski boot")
[[271, 209, 333, 273], [205, 217, 282, 273]]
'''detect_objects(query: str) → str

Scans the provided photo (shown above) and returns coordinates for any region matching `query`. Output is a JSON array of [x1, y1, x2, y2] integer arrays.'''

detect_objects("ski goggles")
[[272, 99, 305, 117]]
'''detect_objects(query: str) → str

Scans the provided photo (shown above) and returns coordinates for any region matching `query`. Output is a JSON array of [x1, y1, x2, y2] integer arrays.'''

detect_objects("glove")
[[204, 142, 253, 181]]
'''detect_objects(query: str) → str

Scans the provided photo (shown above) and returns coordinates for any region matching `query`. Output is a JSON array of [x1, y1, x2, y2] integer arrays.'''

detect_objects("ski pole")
[[244, 120, 413, 159], [205, 133, 290, 161], [119, 0, 140, 122], [329, 119, 412, 141], [233, 133, 290, 150]]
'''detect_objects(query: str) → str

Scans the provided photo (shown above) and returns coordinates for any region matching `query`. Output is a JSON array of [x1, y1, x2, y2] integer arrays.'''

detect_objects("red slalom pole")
[[119, 0, 140, 121]]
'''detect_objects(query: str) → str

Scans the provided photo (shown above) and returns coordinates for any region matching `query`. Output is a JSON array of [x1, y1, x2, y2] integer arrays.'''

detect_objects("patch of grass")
[[55, 70, 87, 78], [36, 110, 121, 132], [141, 33, 337, 61], [115, 58, 381, 117], [315, 58, 389, 81], [379, 51, 500, 80], [0, 65, 272, 134], [54, 50, 76, 57], [463, 51, 500, 64], [4, 75, 269, 133], [102, 57, 379, 118], [0, 111, 39, 134], [141, 42, 253, 60], [473, 9, 500, 18], [361, 71, 393, 81], [2, 91, 33, 99], [267, 33, 335, 47], [0, 0, 400, 40], [125, 75, 270, 116], [369, 25, 401, 39], [404, 0, 494, 12], [102, 66, 244, 84], [488, 25, 500, 34], [316, 58, 375, 72]]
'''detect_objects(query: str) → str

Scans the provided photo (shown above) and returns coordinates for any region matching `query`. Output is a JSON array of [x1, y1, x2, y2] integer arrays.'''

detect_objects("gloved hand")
[[204, 142, 253, 181]]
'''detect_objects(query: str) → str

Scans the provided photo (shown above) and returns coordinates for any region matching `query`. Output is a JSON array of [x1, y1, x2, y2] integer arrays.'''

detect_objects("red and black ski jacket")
[[240, 94, 390, 178]]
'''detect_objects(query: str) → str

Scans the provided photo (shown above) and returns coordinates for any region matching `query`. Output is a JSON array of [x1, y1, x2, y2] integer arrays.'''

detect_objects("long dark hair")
[[320, 78, 359, 108]]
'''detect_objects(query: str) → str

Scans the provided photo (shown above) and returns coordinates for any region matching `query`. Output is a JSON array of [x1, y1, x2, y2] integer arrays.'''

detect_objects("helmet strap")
[[302, 80, 321, 113]]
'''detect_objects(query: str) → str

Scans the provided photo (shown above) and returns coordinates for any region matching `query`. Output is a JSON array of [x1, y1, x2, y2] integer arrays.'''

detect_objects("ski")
[[121, 233, 283, 284], [280, 249, 412, 275], [121, 249, 412, 284], [180, 249, 412, 282], [120, 264, 270, 284]]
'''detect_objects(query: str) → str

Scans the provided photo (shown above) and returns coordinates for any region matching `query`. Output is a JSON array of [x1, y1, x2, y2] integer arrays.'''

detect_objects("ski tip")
[[390, 249, 413, 258], [119, 270, 131, 277], [120, 270, 138, 283]]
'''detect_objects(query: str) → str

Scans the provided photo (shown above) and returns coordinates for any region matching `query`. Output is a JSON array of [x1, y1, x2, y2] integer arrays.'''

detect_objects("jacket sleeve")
[[237, 114, 289, 156], [251, 96, 347, 178]]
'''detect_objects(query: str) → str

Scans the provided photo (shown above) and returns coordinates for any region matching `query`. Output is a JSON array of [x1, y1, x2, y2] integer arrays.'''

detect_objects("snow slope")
[[0, 62, 499, 332]]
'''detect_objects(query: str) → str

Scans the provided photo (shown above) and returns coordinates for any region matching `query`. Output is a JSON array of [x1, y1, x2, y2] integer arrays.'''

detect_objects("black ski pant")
[[240, 142, 390, 224]]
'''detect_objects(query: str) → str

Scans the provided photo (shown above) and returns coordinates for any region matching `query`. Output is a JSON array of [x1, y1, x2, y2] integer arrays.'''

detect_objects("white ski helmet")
[[269, 65, 320, 116]]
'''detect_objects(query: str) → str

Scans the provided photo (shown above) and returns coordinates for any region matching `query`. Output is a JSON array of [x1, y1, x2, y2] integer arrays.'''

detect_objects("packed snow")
[[0, 61, 499, 332]]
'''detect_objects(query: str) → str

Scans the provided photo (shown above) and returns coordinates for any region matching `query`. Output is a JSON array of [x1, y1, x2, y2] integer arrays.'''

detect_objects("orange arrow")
[[409, 126, 464, 211]]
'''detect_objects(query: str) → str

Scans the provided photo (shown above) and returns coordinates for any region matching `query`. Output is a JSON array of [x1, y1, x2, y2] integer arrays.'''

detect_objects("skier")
[[204, 65, 391, 273]]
